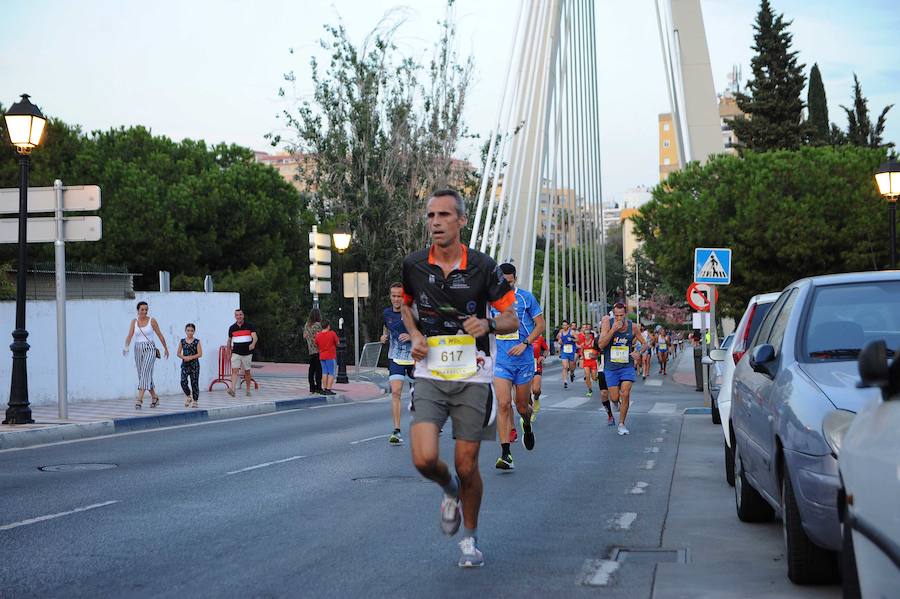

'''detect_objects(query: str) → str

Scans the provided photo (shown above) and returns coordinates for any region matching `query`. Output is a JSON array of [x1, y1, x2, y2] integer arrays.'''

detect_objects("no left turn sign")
[[686, 282, 718, 312]]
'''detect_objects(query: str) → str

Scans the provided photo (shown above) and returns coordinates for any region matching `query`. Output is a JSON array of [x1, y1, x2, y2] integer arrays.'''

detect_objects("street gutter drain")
[[39, 463, 118, 472], [610, 547, 689, 564], [352, 476, 427, 484]]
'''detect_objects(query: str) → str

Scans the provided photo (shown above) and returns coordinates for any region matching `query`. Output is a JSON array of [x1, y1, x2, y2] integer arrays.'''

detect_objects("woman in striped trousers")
[[123, 301, 169, 409]]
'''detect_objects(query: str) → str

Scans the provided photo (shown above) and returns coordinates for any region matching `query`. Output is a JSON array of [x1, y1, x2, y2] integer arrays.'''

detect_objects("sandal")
[[150, 395, 160, 408], [135, 399, 142, 410], [184, 397, 192, 407], [191, 400, 198, 408]]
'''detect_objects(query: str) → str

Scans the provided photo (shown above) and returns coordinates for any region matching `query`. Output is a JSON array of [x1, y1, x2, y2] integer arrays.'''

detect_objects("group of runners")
[[373, 188, 674, 569]]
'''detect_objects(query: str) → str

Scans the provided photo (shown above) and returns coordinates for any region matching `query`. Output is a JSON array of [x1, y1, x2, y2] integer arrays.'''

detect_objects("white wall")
[[0, 292, 240, 406]]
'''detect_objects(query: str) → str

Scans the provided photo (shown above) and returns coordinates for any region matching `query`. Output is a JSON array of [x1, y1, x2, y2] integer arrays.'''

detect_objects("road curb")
[[683, 407, 712, 415], [0, 394, 347, 450]]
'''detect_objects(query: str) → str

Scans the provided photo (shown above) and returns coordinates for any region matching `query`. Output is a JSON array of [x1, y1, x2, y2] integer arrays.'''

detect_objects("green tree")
[[807, 64, 829, 144], [732, 0, 807, 151], [0, 110, 311, 361], [841, 74, 894, 149], [633, 146, 889, 317], [275, 4, 475, 344]]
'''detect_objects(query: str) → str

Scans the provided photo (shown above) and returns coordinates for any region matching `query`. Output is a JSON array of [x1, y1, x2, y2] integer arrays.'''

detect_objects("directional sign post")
[[308, 225, 332, 307], [0, 181, 102, 420], [693, 247, 732, 407]]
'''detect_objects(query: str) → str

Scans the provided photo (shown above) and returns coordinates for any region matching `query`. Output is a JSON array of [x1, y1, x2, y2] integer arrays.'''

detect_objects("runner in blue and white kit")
[[557, 321, 577, 389], [381, 282, 415, 445], [492, 263, 544, 471], [599, 301, 648, 436]]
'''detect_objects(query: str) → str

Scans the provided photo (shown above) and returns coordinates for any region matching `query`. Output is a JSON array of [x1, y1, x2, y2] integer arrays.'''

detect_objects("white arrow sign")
[[0, 216, 102, 244], [308, 231, 331, 248], [309, 248, 332, 264], [309, 263, 331, 279], [310, 280, 332, 295], [0, 185, 101, 215]]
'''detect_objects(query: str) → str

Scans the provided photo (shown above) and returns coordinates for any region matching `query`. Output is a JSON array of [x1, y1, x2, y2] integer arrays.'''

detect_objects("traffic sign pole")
[[54, 180, 68, 419]]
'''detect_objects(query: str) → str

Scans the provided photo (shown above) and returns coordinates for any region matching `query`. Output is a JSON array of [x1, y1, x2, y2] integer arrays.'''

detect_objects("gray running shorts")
[[411, 378, 496, 442]]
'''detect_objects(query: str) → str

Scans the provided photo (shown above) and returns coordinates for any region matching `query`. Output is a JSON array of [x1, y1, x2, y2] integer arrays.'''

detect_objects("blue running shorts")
[[494, 361, 535, 386], [605, 366, 637, 388]]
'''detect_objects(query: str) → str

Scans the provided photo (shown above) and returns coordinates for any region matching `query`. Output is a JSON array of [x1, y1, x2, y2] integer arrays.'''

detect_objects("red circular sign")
[[686, 282, 718, 312]]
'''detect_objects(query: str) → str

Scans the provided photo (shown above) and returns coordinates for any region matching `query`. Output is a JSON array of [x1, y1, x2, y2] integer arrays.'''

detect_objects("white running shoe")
[[458, 537, 484, 568], [617, 424, 630, 436], [440, 489, 462, 536]]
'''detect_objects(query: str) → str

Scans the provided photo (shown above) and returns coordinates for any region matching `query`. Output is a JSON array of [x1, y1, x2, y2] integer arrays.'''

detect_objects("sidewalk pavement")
[[653, 414, 839, 599], [0, 361, 386, 450]]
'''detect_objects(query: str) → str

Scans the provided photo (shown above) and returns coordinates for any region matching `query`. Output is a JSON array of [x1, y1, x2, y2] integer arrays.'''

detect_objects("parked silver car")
[[837, 340, 900, 598], [730, 271, 899, 584]]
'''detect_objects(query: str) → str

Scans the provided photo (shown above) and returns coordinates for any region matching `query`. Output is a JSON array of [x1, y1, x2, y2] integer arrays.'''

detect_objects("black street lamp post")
[[332, 226, 352, 385], [875, 161, 899, 269], [3, 94, 46, 425]]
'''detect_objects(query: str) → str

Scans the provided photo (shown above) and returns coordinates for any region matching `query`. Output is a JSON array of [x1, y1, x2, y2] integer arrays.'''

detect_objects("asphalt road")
[[0, 355, 720, 598]]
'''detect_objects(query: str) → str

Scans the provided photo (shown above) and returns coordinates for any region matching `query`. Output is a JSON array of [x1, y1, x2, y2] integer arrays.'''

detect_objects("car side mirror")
[[749, 344, 775, 377], [858, 340, 899, 401], [709, 349, 727, 362]]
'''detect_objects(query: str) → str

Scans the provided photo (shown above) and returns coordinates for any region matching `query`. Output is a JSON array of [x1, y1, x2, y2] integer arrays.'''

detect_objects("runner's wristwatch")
[[487, 318, 497, 333]]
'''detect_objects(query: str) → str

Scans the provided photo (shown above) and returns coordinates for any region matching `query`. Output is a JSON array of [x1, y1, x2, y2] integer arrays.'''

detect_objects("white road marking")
[[0, 395, 390, 454], [350, 434, 391, 445], [226, 455, 306, 476], [629, 482, 649, 495], [660, 428, 669, 434], [649, 402, 677, 414], [582, 559, 621, 586], [0, 500, 119, 531], [553, 396, 593, 409], [645, 379, 663, 387], [639, 460, 656, 469], [609, 512, 638, 530], [644, 446, 660, 453], [654, 437, 664, 443]]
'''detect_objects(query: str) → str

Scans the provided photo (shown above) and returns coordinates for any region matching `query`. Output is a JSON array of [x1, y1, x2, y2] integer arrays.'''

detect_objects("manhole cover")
[[611, 548, 689, 564], [39, 463, 118, 472], [352, 476, 426, 484]]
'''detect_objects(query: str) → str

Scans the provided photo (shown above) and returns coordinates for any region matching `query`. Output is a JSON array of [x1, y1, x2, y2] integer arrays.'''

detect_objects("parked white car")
[[835, 340, 900, 598], [710, 292, 780, 486]]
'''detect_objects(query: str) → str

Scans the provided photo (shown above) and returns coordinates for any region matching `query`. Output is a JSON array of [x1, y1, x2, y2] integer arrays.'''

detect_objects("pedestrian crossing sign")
[[694, 248, 732, 285]]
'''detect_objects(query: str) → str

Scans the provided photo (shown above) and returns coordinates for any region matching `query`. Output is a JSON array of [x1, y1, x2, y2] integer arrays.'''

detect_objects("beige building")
[[659, 113, 680, 180], [718, 93, 744, 155], [254, 151, 316, 192]]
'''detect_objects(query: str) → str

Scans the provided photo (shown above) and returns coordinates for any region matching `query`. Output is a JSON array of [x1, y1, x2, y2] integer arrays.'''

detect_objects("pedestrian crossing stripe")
[[694, 248, 732, 285]]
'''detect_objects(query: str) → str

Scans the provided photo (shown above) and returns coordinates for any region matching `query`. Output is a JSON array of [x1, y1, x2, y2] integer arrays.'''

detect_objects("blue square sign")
[[694, 248, 732, 285]]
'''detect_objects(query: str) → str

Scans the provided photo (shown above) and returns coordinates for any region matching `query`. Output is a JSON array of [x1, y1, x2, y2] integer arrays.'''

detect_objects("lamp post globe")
[[874, 160, 899, 269], [332, 225, 351, 385], [3, 94, 46, 424]]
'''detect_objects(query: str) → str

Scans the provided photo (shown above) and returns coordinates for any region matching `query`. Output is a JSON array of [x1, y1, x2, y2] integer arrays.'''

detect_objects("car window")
[[804, 280, 900, 361], [751, 291, 789, 347], [766, 289, 799, 357], [746, 301, 774, 346]]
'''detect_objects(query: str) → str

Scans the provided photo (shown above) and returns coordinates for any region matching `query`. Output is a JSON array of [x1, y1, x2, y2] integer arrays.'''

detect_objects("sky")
[[1, 0, 897, 205]]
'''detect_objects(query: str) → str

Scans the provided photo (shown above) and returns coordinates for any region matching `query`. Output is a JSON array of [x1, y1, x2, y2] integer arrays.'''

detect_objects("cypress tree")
[[732, 0, 807, 151], [807, 64, 829, 144], [841, 74, 894, 149]]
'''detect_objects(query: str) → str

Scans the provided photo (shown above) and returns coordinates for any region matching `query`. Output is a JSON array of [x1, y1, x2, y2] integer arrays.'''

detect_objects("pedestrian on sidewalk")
[[227, 309, 257, 397], [315, 320, 339, 395], [177, 323, 203, 408], [304, 308, 324, 394], [123, 301, 169, 410]]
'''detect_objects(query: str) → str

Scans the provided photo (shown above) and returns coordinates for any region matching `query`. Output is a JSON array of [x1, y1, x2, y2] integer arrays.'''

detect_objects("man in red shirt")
[[530, 335, 549, 420], [315, 321, 340, 395]]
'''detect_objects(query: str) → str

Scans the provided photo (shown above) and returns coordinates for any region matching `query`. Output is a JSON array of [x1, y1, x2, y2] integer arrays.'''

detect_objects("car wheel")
[[734, 443, 774, 522], [724, 436, 735, 487], [711, 395, 721, 424], [781, 471, 838, 584], [841, 516, 862, 598]]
